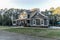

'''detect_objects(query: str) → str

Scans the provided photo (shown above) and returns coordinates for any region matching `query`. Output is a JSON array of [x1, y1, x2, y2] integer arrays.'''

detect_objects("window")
[[27, 20, 30, 23], [13, 21, 16, 23], [44, 19, 47, 25], [28, 15, 30, 18], [33, 20, 35, 24]]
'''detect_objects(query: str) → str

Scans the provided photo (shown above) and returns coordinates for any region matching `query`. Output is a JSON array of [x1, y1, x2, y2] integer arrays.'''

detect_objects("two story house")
[[12, 9, 49, 27]]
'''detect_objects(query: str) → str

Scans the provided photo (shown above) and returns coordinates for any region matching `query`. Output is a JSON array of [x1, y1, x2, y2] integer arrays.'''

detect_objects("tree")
[[0, 14, 2, 25], [50, 7, 60, 15]]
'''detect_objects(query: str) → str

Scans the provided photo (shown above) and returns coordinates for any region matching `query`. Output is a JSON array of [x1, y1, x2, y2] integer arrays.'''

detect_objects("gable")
[[32, 13, 45, 19]]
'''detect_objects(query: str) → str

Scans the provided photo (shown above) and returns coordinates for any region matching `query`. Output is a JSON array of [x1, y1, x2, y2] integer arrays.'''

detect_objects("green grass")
[[0, 26, 10, 29], [4, 28, 60, 38]]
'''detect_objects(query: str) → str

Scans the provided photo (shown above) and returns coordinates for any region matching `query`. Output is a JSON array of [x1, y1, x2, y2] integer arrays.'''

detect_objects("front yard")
[[4, 27, 60, 39]]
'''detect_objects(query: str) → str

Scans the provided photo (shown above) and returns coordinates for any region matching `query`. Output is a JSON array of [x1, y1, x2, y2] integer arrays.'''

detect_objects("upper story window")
[[28, 15, 30, 18]]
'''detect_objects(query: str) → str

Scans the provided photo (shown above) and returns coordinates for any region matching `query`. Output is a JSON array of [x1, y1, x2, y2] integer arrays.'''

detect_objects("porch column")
[[47, 20, 49, 26], [25, 19, 27, 24], [16, 20, 17, 25], [43, 20, 44, 26], [40, 19, 44, 26]]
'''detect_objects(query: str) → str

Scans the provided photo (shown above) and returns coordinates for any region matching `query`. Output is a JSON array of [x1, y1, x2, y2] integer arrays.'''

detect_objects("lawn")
[[4, 28, 60, 38]]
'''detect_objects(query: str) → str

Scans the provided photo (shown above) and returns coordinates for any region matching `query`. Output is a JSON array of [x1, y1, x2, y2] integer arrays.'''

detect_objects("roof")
[[31, 12, 48, 19], [18, 9, 48, 20]]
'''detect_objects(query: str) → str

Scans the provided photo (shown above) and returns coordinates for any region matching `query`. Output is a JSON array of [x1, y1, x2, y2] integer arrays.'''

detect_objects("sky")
[[0, 0, 60, 11]]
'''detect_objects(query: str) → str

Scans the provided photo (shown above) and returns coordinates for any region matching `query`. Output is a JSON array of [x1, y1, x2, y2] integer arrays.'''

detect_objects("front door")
[[36, 19, 40, 25]]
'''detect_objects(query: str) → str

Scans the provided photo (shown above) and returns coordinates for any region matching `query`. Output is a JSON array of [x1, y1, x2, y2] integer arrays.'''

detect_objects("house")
[[12, 9, 49, 27]]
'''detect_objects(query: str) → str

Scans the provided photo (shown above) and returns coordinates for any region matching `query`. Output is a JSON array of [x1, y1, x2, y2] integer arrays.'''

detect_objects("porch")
[[30, 18, 49, 27], [12, 18, 49, 27]]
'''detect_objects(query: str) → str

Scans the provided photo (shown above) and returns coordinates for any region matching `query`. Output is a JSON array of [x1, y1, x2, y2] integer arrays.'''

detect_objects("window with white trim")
[[33, 20, 35, 25]]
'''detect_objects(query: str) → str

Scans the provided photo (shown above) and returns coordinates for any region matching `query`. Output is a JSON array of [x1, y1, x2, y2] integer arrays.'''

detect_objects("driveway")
[[49, 26, 60, 29], [0, 30, 58, 40]]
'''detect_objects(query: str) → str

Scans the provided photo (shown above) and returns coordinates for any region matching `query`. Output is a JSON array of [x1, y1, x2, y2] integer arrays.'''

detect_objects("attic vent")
[[37, 13, 39, 15]]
